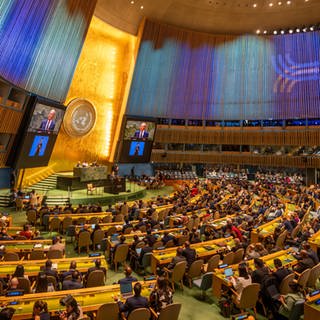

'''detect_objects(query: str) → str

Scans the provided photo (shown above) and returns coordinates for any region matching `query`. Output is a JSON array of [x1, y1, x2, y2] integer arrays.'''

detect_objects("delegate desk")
[[48, 212, 112, 223], [6, 226, 35, 238], [250, 217, 282, 243], [305, 292, 320, 319], [151, 237, 235, 274], [309, 230, 320, 253], [168, 209, 208, 228], [74, 220, 140, 234], [212, 249, 298, 298], [0, 239, 65, 254], [0, 256, 107, 277], [2, 281, 156, 320], [204, 214, 237, 230], [106, 227, 187, 255]]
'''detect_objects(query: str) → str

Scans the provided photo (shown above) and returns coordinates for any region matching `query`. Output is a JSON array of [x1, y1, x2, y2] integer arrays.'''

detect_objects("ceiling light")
[[256, 29, 261, 34], [289, 29, 293, 33], [253, 3, 257, 8], [273, 30, 278, 34], [303, 27, 307, 32], [280, 30, 285, 34], [263, 30, 268, 34], [140, 5, 144, 9], [296, 28, 300, 32], [278, 1, 282, 5], [130, 0, 134, 4], [310, 26, 314, 31], [286, 0, 291, 4], [269, 2, 274, 6]]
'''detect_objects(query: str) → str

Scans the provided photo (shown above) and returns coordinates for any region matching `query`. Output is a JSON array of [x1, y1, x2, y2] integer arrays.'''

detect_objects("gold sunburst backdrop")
[[63, 98, 96, 137]]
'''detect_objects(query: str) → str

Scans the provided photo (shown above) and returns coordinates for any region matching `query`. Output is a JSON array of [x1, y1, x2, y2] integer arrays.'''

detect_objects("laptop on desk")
[[120, 282, 133, 299]]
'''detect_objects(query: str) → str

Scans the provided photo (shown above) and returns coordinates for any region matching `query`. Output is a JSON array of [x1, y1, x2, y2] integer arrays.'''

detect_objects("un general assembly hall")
[[1, 1, 320, 319]]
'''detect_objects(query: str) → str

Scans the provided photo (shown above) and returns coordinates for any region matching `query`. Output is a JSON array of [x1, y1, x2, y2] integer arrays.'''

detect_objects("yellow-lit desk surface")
[[0, 255, 107, 277], [139, 203, 174, 217], [305, 292, 320, 319], [168, 209, 208, 227], [74, 220, 140, 234], [1, 281, 156, 320], [204, 215, 236, 230], [212, 249, 298, 298], [48, 212, 112, 222], [250, 217, 282, 243], [0, 239, 65, 254], [151, 237, 234, 274], [6, 226, 35, 237], [309, 230, 320, 253], [107, 227, 186, 251]]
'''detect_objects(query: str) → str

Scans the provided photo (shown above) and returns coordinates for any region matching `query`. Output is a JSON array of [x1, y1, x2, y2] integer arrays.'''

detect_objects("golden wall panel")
[[49, 16, 137, 172]]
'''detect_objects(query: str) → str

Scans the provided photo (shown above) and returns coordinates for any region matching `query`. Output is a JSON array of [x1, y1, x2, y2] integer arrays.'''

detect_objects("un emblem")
[[63, 99, 96, 137]]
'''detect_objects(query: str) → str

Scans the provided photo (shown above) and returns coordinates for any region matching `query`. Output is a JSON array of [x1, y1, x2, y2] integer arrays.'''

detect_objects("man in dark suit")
[[251, 258, 270, 285], [133, 122, 149, 140], [167, 247, 186, 270], [272, 258, 291, 287], [61, 261, 79, 281], [43, 259, 59, 288], [182, 241, 196, 269], [62, 271, 83, 290], [115, 282, 149, 316], [39, 109, 56, 132], [86, 258, 107, 279], [118, 266, 138, 285]]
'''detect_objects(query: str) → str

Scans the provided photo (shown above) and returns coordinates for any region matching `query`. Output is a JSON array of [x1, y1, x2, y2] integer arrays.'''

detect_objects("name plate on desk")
[[73, 166, 108, 182]]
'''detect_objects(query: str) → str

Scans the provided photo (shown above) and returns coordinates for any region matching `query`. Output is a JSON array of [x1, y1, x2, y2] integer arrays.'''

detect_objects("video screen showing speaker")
[[7, 96, 65, 168], [119, 119, 156, 163]]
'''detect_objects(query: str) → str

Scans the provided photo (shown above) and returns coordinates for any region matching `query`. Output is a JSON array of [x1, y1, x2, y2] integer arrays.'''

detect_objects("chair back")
[[297, 268, 311, 289], [206, 254, 220, 272], [86, 270, 105, 287], [158, 303, 181, 320], [50, 217, 61, 232], [275, 231, 287, 249], [288, 299, 305, 320], [78, 231, 91, 247], [153, 241, 163, 249], [96, 303, 119, 320], [172, 261, 187, 284], [47, 275, 57, 289], [4, 252, 19, 261], [222, 251, 234, 265], [307, 263, 320, 288], [114, 244, 129, 271], [115, 214, 124, 222], [128, 308, 150, 320], [89, 217, 99, 225], [62, 217, 73, 233], [165, 240, 175, 248], [106, 226, 117, 237], [199, 272, 213, 291], [238, 283, 260, 309], [27, 210, 37, 225], [102, 215, 112, 223], [291, 224, 301, 239], [233, 248, 244, 264], [47, 249, 63, 259], [141, 252, 152, 268], [17, 277, 31, 294], [29, 250, 45, 260], [93, 230, 105, 249], [279, 273, 295, 294], [77, 217, 87, 225], [188, 259, 204, 280]]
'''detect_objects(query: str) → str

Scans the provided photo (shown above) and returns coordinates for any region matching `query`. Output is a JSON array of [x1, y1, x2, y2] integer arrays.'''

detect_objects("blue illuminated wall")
[[0, 0, 96, 102], [126, 20, 320, 120]]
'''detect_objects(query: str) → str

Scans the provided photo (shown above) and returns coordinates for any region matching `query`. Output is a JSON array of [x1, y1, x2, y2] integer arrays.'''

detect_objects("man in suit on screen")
[[133, 122, 149, 140], [39, 109, 56, 133]]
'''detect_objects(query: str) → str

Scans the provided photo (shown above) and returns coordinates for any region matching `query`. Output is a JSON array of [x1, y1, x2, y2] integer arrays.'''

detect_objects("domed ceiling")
[[94, 0, 320, 35]]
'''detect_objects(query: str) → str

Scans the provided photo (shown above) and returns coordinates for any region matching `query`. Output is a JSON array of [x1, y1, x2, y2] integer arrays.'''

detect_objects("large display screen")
[[119, 119, 156, 163], [7, 96, 65, 168]]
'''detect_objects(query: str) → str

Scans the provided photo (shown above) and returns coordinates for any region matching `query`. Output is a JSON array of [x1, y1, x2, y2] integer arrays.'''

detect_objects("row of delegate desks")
[[0, 256, 108, 277], [1, 281, 156, 320], [250, 217, 282, 243], [74, 221, 140, 234], [305, 292, 320, 318], [48, 212, 112, 223], [0, 239, 65, 254], [212, 249, 298, 298], [151, 237, 235, 274], [309, 229, 320, 253]]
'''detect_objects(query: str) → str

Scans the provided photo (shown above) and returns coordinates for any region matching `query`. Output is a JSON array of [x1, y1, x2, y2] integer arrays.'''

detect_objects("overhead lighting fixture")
[[310, 26, 314, 31], [256, 29, 261, 34], [296, 28, 300, 32], [130, 0, 134, 4], [269, 2, 274, 6], [278, 1, 282, 5], [263, 30, 268, 34], [280, 30, 285, 34], [273, 30, 278, 34], [140, 5, 144, 9], [286, 0, 291, 4], [289, 29, 293, 33], [253, 3, 257, 8]]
